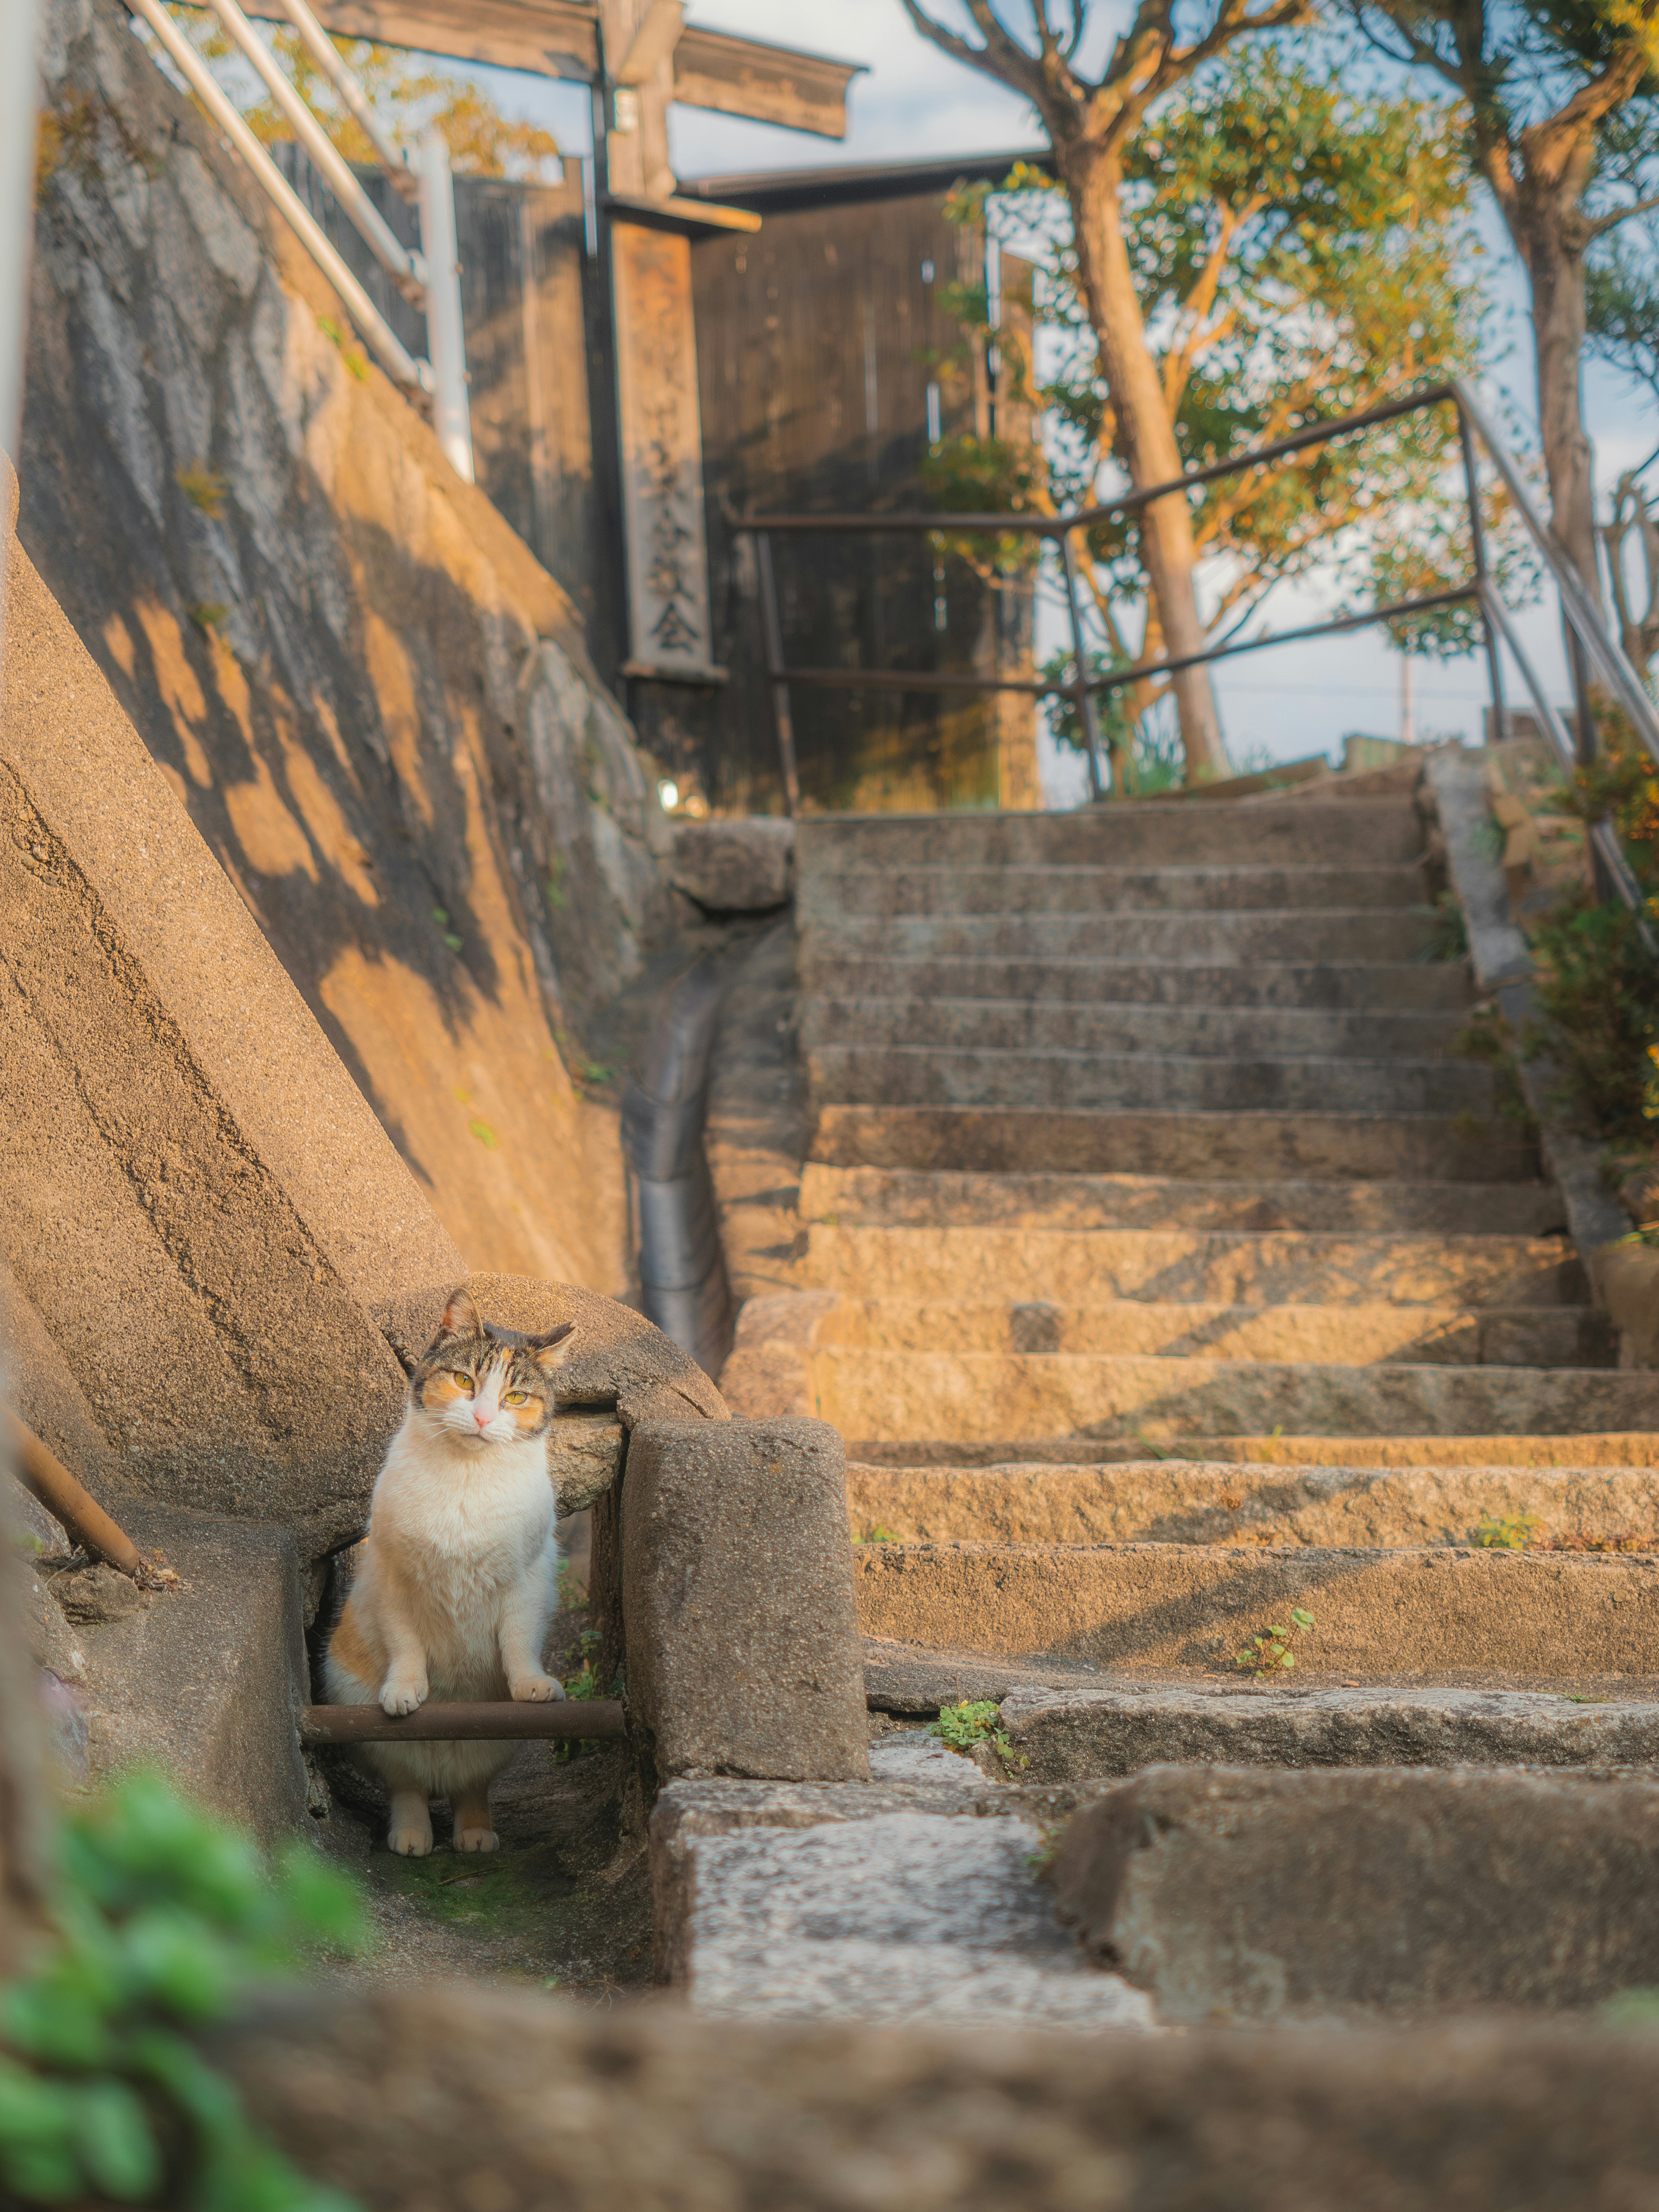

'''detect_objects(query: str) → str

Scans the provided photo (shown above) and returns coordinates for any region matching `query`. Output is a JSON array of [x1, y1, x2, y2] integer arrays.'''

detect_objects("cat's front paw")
[[454, 1822, 499, 1853], [387, 1818, 434, 1857], [509, 1671, 566, 1702], [379, 1675, 429, 1716]]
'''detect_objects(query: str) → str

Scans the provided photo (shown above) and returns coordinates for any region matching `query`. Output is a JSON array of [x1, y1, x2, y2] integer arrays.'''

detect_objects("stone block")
[[229, 1983, 1659, 2210], [622, 1417, 867, 1784], [67, 1500, 309, 1838], [669, 817, 794, 911], [1051, 1764, 1659, 2021]]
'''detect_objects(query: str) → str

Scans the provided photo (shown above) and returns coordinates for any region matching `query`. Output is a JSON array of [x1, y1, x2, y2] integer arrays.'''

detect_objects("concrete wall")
[[19, 0, 679, 1291]]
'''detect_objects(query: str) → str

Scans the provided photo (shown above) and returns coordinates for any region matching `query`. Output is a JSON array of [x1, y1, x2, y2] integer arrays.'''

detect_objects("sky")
[[464, 2, 1657, 798]]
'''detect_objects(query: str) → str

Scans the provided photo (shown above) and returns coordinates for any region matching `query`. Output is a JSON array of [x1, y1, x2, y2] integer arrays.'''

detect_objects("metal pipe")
[[300, 1699, 625, 1744], [763, 585, 1479, 699], [418, 129, 474, 483], [127, 0, 431, 394], [5, 1408, 145, 1579], [199, 0, 426, 300], [1458, 404, 1506, 744], [271, 0, 416, 200], [1059, 523, 1104, 800], [755, 531, 801, 817]]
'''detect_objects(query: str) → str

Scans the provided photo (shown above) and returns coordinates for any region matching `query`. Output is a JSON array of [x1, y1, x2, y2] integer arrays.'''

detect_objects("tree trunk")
[[1058, 140, 1228, 782], [1506, 181, 1604, 612]]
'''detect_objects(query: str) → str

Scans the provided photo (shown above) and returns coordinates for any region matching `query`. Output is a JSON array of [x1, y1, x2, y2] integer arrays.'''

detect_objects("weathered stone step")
[[1050, 1766, 1659, 2022], [799, 1163, 1567, 1237], [797, 799, 1425, 869], [853, 1539, 1659, 1678], [847, 1431, 1659, 1470], [654, 1780, 1152, 2030], [797, 953, 1473, 1011], [802, 1225, 1584, 1305], [801, 996, 1466, 1062], [815, 1297, 1614, 1367], [844, 1458, 1659, 1548], [801, 908, 1435, 965], [807, 1042, 1492, 1116], [1001, 1680, 1659, 1780], [798, 862, 1428, 920], [811, 1105, 1538, 1182], [814, 1348, 1659, 1445]]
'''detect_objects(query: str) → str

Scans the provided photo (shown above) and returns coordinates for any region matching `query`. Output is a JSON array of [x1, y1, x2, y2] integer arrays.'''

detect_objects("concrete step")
[[844, 1458, 1659, 1548], [799, 862, 1429, 921], [807, 1043, 1493, 1116], [853, 1538, 1659, 1678], [802, 1225, 1586, 1305], [798, 1165, 1567, 1237], [1050, 1765, 1659, 2023], [847, 1431, 1659, 1470], [801, 997, 1468, 1062], [654, 1780, 1152, 2031], [797, 800, 1425, 870], [796, 954, 1474, 1011], [1002, 1680, 1659, 1781], [811, 1105, 1539, 1181], [814, 1348, 1659, 1445], [800, 908, 1436, 965], [817, 1297, 1616, 1367]]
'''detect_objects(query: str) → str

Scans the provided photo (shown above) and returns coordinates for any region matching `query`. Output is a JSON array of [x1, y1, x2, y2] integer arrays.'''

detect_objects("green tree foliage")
[[0, 1773, 366, 2209], [924, 45, 1506, 778], [162, 6, 559, 178], [1586, 223, 1659, 677]]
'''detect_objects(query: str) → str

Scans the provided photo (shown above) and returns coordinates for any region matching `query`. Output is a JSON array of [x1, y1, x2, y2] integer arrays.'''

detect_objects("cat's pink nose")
[[474, 1409, 490, 1427]]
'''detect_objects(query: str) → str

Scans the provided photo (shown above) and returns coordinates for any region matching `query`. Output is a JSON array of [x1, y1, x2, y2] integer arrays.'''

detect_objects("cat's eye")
[[503, 1390, 528, 1407], [449, 1370, 475, 1393]]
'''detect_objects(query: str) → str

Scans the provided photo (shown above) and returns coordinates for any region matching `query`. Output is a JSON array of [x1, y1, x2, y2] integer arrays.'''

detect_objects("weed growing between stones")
[[1456, 1005, 1536, 1127], [928, 1700, 1027, 1770], [1234, 1607, 1315, 1676], [551, 1630, 622, 1766], [855, 1525, 898, 1544], [0, 1772, 366, 2209], [1473, 1510, 1541, 1549], [1423, 890, 1470, 962], [175, 463, 229, 520]]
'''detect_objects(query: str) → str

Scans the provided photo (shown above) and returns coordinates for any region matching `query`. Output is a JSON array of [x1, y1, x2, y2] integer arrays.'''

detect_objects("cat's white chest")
[[374, 1428, 553, 1585]]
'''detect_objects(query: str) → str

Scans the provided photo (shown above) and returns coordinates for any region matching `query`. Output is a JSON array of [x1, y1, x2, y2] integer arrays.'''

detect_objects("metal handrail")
[[737, 381, 1659, 950]]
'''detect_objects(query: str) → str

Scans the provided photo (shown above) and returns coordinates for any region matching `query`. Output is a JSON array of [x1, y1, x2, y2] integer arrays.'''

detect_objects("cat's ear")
[[526, 1320, 575, 1373], [435, 1284, 481, 1342]]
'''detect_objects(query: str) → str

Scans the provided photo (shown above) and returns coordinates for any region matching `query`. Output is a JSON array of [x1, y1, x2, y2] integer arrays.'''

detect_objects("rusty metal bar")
[[5, 1407, 147, 1578], [300, 1700, 626, 1744]]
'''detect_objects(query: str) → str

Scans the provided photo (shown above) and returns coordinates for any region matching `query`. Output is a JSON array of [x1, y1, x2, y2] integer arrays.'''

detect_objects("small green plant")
[[185, 602, 228, 638], [544, 855, 567, 912], [1602, 1987, 1659, 2028], [430, 907, 464, 952], [467, 1119, 498, 1150], [0, 1772, 365, 2209], [552, 1630, 620, 1764], [315, 317, 369, 381], [1423, 890, 1470, 963], [578, 1061, 613, 1086], [175, 463, 229, 520], [927, 1699, 1026, 1769], [1235, 1606, 1315, 1675], [555, 1560, 586, 1610], [1472, 1510, 1540, 1549], [857, 1525, 898, 1544], [1455, 1006, 1535, 1127]]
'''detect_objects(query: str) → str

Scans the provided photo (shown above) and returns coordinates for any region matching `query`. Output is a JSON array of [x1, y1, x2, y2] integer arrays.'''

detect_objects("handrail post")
[[1457, 399, 1506, 746], [418, 130, 474, 485], [1059, 524, 1104, 801], [755, 530, 801, 818]]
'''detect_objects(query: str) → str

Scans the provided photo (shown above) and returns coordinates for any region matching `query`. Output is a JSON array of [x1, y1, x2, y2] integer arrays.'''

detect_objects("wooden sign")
[[611, 220, 718, 681]]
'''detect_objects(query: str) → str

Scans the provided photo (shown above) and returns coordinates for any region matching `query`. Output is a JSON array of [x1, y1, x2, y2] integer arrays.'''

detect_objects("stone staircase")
[[704, 767, 1659, 2025]]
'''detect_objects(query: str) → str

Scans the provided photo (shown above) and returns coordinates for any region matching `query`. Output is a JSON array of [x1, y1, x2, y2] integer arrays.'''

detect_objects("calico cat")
[[325, 1285, 576, 1856]]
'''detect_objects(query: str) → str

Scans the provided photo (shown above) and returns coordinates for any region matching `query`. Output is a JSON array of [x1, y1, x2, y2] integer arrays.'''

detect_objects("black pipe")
[[621, 958, 734, 1381]]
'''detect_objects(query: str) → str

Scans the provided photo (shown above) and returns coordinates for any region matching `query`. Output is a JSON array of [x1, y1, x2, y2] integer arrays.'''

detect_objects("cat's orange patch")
[[420, 1368, 474, 1411], [328, 1598, 378, 1689], [509, 1398, 545, 1435]]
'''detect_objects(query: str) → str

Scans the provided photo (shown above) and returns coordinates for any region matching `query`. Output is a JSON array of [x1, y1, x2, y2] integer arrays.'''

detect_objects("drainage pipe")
[[417, 130, 474, 483], [126, 0, 431, 394], [622, 958, 734, 1380]]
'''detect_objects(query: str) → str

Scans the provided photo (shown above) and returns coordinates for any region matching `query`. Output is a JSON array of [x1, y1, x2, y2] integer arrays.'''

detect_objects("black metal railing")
[[737, 379, 1659, 939]]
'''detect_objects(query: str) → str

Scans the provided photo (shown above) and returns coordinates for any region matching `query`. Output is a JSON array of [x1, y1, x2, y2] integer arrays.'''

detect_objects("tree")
[[164, 6, 560, 178], [1586, 222, 1659, 675], [899, 0, 1319, 780], [923, 45, 1500, 784], [1346, 0, 1659, 609]]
